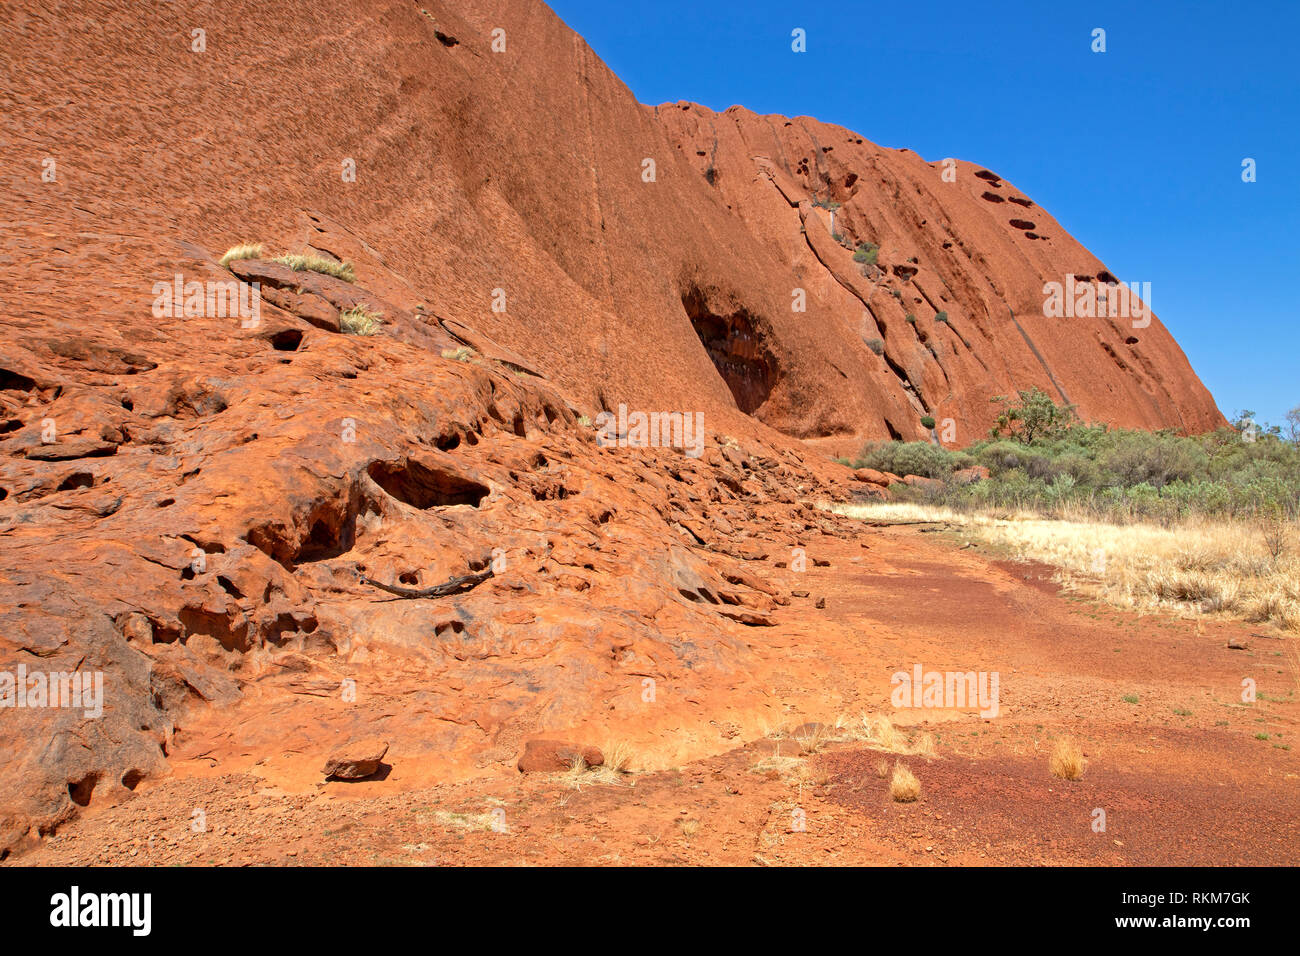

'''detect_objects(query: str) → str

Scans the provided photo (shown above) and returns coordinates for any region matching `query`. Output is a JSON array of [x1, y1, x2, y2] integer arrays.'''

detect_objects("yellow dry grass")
[[274, 252, 357, 283], [219, 243, 263, 267], [842, 714, 937, 757], [889, 762, 920, 802], [417, 809, 499, 831], [834, 502, 1300, 632], [1049, 737, 1085, 780], [339, 306, 383, 336], [563, 743, 635, 789]]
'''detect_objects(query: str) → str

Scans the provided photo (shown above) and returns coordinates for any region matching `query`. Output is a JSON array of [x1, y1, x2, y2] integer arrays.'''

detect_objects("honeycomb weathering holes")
[[366, 459, 490, 509]]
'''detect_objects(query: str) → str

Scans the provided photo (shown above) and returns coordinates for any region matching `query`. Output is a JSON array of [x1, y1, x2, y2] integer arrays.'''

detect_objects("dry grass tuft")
[[418, 809, 498, 831], [441, 346, 477, 362], [1049, 737, 1085, 780], [602, 741, 634, 774], [219, 243, 263, 267], [563, 744, 635, 789], [749, 753, 807, 782], [275, 252, 356, 283], [835, 502, 1300, 633], [793, 722, 832, 754], [849, 714, 937, 757], [339, 306, 383, 336], [889, 762, 920, 802]]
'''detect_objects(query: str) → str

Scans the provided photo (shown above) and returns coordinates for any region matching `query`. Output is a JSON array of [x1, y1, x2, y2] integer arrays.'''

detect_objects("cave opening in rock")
[[367, 459, 490, 509], [680, 285, 778, 415]]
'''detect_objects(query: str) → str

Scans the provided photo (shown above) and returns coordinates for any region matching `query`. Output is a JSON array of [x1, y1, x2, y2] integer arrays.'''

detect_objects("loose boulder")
[[517, 739, 604, 773], [323, 738, 390, 780]]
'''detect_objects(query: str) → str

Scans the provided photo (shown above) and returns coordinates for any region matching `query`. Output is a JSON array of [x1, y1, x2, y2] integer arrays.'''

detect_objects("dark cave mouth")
[[681, 286, 778, 415]]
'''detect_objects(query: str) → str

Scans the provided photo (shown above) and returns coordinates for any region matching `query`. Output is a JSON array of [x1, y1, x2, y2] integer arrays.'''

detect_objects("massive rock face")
[[0, 0, 1221, 855], [655, 104, 1225, 449]]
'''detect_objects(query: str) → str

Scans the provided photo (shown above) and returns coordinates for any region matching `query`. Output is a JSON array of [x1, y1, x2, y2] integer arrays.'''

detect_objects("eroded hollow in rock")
[[367, 459, 490, 509], [67, 773, 99, 808], [270, 329, 304, 351], [681, 285, 778, 415], [0, 368, 37, 392]]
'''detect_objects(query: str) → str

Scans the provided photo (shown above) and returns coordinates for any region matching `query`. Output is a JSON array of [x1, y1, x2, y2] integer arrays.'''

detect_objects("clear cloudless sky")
[[546, 0, 1299, 430]]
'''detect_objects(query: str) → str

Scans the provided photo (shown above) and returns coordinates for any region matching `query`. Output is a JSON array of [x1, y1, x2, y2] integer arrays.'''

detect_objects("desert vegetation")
[[1049, 738, 1085, 780], [837, 391, 1300, 631], [219, 243, 263, 267], [274, 252, 357, 283], [889, 762, 921, 802], [853, 242, 879, 266], [844, 389, 1300, 524], [339, 306, 382, 335]]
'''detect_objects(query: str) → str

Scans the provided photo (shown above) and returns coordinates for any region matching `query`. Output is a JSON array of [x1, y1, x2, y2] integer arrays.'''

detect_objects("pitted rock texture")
[[0, 0, 1221, 855]]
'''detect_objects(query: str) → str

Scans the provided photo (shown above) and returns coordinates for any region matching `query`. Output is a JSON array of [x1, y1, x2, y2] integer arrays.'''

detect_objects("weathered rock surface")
[[323, 739, 390, 780], [0, 0, 1223, 855], [517, 740, 604, 773]]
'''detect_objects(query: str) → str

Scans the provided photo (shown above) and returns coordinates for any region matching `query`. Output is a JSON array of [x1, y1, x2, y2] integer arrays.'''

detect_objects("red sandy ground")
[[21, 525, 1297, 866]]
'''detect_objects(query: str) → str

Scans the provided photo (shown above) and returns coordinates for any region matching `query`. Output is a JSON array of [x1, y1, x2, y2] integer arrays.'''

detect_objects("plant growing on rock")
[[339, 306, 382, 335], [852, 242, 879, 266], [219, 243, 263, 267], [441, 346, 476, 362], [275, 252, 357, 283], [865, 338, 885, 355]]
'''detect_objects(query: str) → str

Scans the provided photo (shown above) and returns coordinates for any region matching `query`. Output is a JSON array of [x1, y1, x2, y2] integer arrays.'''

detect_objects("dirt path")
[[17, 524, 1299, 866]]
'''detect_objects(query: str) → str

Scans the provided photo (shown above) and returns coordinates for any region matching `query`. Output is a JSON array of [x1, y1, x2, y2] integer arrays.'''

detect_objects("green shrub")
[[988, 387, 1078, 443], [905, 313, 917, 325], [854, 387, 1300, 521], [1098, 432, 1208, 489], [853, 243, 879, 265], [854, 441, 956, 479], [920, 415, 936, 430], [934, 311, 949, 323]]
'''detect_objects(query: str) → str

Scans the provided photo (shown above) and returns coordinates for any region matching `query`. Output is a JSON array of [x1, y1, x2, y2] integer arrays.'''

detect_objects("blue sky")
[[547, 0, 1299, 430]]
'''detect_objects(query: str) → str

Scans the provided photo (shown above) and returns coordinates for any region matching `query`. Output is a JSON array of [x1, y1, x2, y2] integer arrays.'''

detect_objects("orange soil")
[[20, 525, 1297, 867]]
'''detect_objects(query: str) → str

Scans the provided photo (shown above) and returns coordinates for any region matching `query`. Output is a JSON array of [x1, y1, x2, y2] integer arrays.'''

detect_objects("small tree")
[[988, 387, 1078, 443], [1285, 403, 1300, 444]]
